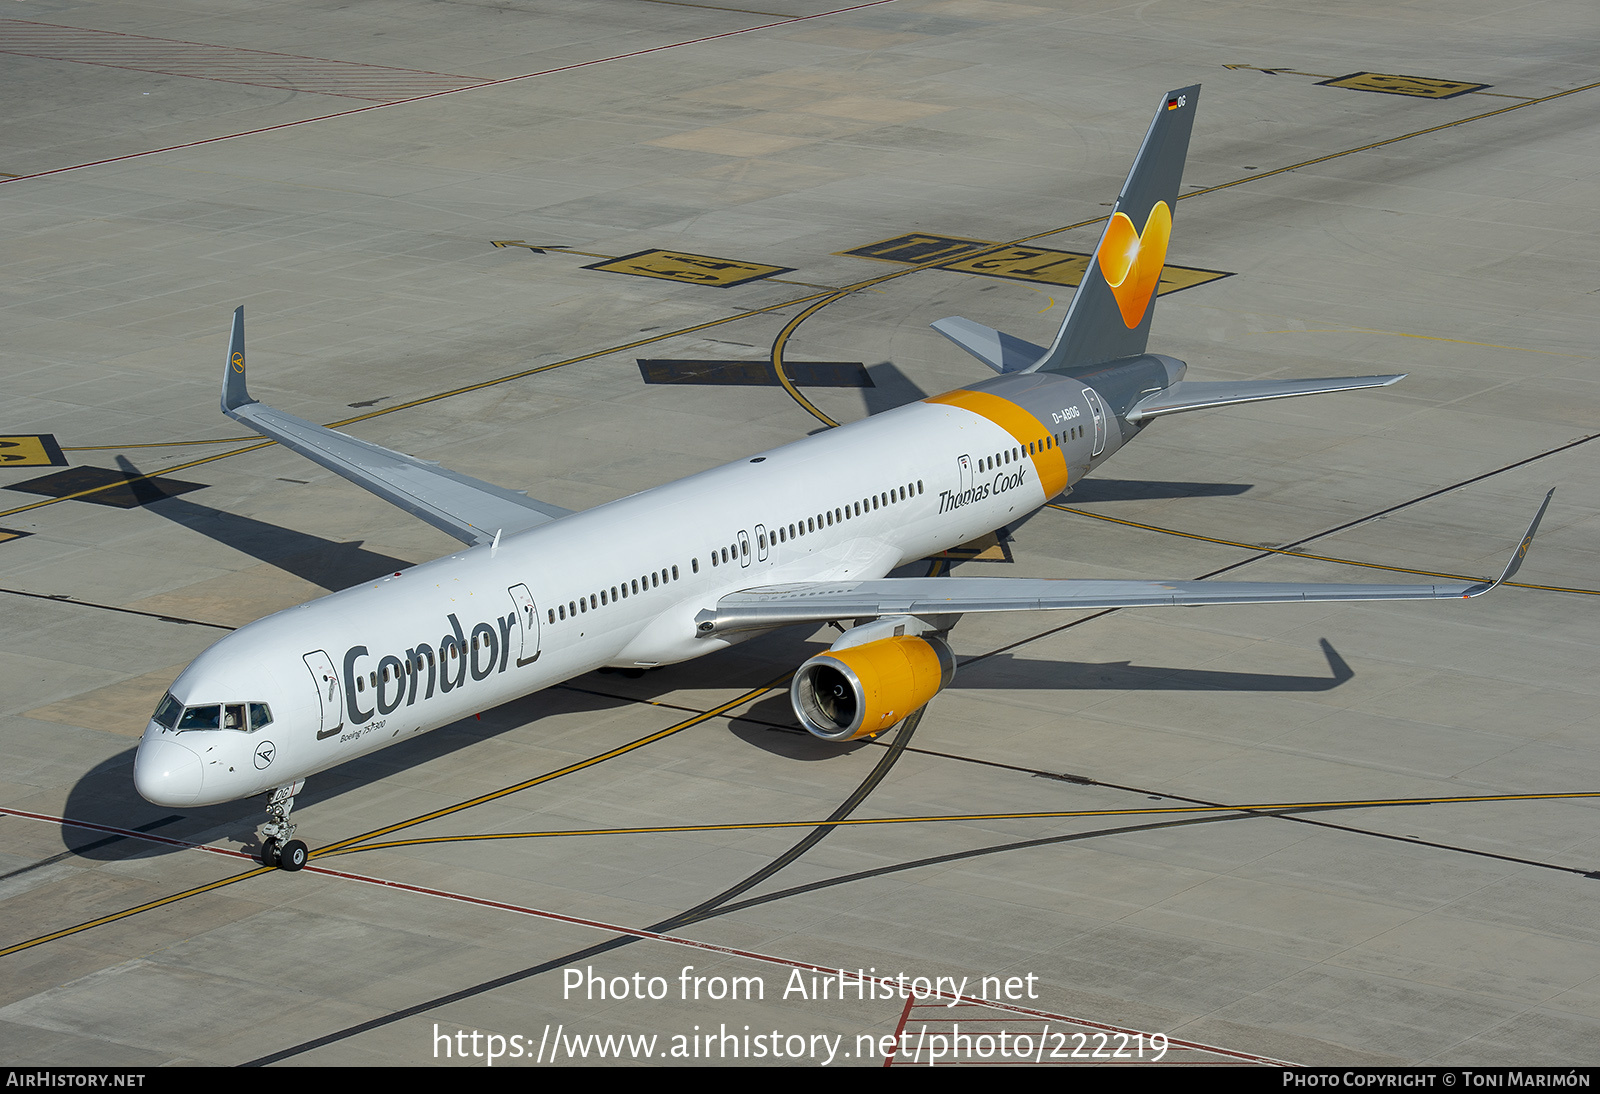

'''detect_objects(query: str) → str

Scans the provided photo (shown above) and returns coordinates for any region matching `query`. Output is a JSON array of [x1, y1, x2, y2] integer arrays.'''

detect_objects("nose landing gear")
[[259, 779, 308, 871]]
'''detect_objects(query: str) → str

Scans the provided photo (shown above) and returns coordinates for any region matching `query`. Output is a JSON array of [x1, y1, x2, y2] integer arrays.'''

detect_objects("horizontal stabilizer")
[[931, 317, 1047, 374], [220, 308, 572, 546], [1125, 375, 1405, 422]]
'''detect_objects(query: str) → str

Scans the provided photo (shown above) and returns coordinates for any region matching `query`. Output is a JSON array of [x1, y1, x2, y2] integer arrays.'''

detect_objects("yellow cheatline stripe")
[[310, 676, 787, 858], [1047, 504, 1600, 597], [322, 790, 1600, 856], [0, 864, 277, 958], [926, 388, 1072, 498]]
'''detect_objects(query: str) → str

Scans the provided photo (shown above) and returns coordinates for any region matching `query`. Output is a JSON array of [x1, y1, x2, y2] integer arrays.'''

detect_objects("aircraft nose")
[[134, 737, 204, 807]]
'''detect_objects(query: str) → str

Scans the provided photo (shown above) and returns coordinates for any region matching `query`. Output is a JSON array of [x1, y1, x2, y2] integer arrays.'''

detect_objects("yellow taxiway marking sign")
[[840, 233, 993, 265], [844, 235, 1229, 293], [0, 435, 67, 467], [939, 530, 1010, 563], [586, 248, 792, 287], [1319, 72, 1490, 99], [941, 244, 1230, 294]]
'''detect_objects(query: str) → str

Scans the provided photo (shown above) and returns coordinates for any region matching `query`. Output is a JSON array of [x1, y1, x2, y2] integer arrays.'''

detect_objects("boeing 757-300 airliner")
[[132, 87, 1551, 871]]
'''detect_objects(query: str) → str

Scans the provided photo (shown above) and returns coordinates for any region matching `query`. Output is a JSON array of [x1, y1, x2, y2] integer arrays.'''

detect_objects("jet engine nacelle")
[[791, 630, 956, 741]]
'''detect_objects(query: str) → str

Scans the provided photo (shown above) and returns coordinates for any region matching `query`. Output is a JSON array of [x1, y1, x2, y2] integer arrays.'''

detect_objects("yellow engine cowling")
[[791, 634, 956, 741]]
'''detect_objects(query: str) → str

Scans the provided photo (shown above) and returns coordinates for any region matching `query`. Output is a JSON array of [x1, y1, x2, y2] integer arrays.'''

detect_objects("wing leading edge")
[[221, 307, 571, 546], [696, 491, 1555, 636]]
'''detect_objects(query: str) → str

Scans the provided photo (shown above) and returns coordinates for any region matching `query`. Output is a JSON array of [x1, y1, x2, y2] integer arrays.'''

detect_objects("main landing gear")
[[259, 779, 308, 871]]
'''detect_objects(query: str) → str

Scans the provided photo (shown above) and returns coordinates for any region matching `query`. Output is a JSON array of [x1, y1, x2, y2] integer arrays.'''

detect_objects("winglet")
[[221, 306, 254, 414], [1466, 488, 1555, 596]]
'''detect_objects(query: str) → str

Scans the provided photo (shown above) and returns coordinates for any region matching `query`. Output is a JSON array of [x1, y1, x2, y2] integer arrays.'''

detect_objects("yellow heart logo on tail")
[[1095, 201, 1172, 328]]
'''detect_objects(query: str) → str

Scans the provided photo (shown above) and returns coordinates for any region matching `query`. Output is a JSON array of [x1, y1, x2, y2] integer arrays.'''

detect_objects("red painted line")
[[885, 992, 917, 1067], [5, 802, 1293, 1066], [0, 19, 484, 79], [0, 805, 256, 861], [0, 0, 905, 186], [0, 57, 414, 100]]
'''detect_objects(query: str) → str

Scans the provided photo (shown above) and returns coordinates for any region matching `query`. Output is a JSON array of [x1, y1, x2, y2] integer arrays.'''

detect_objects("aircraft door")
[[302, 650, 342, 739], [507, 584, 541, 666], [755, 524, 768, 562], [1083, 387, 1107, 456], [957, 453, 973, 496], [738, 529, 751, 568]]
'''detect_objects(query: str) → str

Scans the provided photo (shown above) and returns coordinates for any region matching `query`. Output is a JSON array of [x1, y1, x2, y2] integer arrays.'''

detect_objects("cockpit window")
[[223, 703, 247, 731], [176, 705, 221, 731], [152, 693, 183, 729], [250, 703, 274, 731]]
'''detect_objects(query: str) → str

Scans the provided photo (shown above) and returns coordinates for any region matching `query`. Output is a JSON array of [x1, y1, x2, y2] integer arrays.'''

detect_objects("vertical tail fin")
[[1028, 85, 1199, 374]]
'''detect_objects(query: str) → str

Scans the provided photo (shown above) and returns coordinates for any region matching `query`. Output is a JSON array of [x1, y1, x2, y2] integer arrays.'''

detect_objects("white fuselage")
[[132, 380, 1121, 808]]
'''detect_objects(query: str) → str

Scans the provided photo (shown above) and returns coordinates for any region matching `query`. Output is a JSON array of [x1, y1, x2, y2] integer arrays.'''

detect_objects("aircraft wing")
[[220, 307, 572, 546], [695, 491, 1553, 636]]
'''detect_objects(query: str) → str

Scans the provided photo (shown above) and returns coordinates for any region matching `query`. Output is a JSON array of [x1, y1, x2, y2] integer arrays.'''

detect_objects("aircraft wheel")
[[261, 837, 280, 868], [279, 840, 309, 872]]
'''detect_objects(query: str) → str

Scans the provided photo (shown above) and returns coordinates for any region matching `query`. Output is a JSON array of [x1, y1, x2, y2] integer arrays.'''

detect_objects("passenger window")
[[672, 565, 679, 580], [548, 609, 556, 623], [692, 559, 699, 573]]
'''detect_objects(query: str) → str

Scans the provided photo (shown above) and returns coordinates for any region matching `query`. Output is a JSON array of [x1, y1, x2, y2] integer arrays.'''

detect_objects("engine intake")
[[791, 634, 956, 741]]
